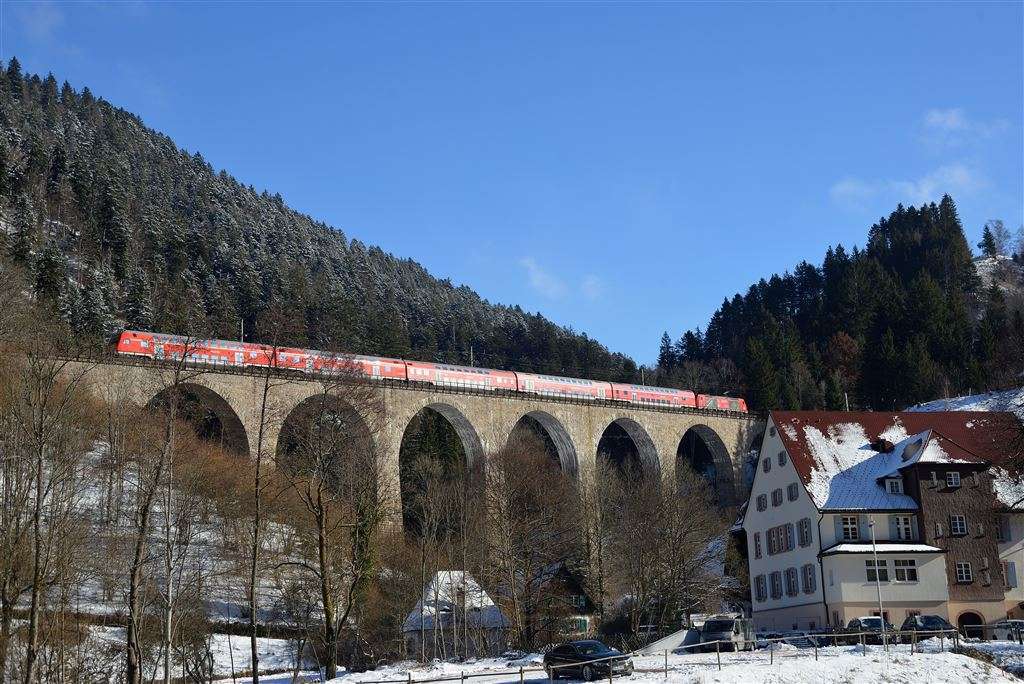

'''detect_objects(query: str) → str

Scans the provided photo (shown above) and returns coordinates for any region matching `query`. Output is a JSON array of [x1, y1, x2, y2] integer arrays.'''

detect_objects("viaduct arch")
[[70, 360, 763, 513]]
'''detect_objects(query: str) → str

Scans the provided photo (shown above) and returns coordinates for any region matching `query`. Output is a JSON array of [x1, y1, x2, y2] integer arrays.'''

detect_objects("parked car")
[[988, 619, 1024, 641], [698, 614, 755, 651], [845, 616, 899, 644], [543, 640, 634, 681], [898, 614, 956, 640]]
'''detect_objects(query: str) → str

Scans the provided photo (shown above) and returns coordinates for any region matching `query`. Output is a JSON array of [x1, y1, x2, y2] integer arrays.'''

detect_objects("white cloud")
[[829, 163, 986, 209], [922, 108, 1009, 147], [829, 177, 878, 206], [519, 257, 567, 300], [580, 274, 603, 302], [14, 1, 64, 43], [890, 164, 985, 205]]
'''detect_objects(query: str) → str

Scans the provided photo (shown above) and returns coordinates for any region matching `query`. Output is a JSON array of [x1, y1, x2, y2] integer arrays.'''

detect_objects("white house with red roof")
[[741, 410, 1022, 633]]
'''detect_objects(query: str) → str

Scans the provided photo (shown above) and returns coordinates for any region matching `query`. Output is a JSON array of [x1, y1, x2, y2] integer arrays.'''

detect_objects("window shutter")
[[982, 556, 990, 570], [858, 515, 870, 541], [935, 522, 943, 538], [834, 516, 843, 543], [888, 516, 898, 540], [1010, 562, 1018, 589], [930, 471, 938, 486]]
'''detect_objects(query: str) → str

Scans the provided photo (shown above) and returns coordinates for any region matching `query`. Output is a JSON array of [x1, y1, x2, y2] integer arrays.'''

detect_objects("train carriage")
[[406, 361, 516, 391], [315, 353, 408, 380], [697, 394, 748, 413], [515, 373, 612, 400], [610, 383, 696, 407]]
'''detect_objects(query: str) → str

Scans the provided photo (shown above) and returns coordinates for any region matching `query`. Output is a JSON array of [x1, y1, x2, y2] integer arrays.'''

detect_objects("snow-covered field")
[[323, 640, 1017, 684]]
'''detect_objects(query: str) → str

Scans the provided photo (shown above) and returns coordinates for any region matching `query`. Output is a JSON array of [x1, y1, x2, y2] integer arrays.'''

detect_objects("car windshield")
[[860, 617, 882, 629], [919, 616, 950, 629], [703, 620, 735, 632], [576, 642, 614, 656]]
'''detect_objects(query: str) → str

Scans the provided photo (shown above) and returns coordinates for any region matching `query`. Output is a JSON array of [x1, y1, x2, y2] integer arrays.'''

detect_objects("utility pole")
[[869, 517, 887, 651]]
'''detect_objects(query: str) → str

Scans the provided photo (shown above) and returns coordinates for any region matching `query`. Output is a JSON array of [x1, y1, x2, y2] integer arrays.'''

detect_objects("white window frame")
[[755, 575, 767, 602], [770, 571, 782, 599], [785, 567, 799, 597], [778, 451, 787, 466], [802, 563, 816, 594], [947, 471, 961, 488], [753, 532, 762, 559], [887, 479, 903, 494], [950, 515, 967, 536], [772, 488, 783, 507], [763, 458, 772, 474], [955, 561, 973, 583], [756, 494, 767, 512], [894, 559, 918, 582], [798, 518, 813, 547], [787, 482, 799, 502], [842, 516, 860, 541], [866, 559, 889, 582], [894, 515, 914, 541]]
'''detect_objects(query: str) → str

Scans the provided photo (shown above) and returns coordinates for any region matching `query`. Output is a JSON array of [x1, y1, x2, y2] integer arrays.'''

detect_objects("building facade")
[[740, 410, 1022, 633]]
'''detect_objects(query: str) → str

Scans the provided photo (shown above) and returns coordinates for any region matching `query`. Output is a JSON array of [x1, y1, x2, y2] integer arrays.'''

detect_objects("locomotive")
[[115, 330, 748, 413]]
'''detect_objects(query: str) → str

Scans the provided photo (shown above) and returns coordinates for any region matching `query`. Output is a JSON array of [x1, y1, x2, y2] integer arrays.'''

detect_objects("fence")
[[323, 628, 970, 684]]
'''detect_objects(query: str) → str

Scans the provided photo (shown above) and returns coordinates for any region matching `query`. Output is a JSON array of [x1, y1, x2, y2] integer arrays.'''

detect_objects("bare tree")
[[477, 432, 579, 651], [277, 367, 387, 679], [605, 465, 729, 634], [123, 340, 203, 684]]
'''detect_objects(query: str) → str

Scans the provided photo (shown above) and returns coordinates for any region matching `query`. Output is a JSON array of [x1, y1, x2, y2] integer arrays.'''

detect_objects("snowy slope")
[[907, 387, 1024, 420]]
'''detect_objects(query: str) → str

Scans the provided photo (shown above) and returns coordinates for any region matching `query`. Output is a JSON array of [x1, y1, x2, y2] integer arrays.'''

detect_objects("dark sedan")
[[543, 640, 634, 681]]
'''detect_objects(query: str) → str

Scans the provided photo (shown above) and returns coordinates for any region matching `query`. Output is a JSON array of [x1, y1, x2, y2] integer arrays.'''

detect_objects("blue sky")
[[2, 2, 1021, 363]]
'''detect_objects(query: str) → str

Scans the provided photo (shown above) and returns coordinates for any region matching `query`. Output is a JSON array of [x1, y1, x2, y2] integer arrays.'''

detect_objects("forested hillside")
[[653, 200, 1024, 411], [0, 58, 640, 381]]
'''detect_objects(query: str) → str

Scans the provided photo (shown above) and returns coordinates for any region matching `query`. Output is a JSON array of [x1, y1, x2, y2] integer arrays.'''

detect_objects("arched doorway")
[[506, 411, 578, 479], [676, 425, 736, 505], [597, 418, 660, 481], [398, 403, 482, 537], [957, 611, 984, 639], [146, 383, 250, 456]]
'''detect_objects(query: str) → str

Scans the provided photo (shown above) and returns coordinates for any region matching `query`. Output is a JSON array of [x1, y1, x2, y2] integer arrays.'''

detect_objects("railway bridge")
[[66, 357, 763, 508]]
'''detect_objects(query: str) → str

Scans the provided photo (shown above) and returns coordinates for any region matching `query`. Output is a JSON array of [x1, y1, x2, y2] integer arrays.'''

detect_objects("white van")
[[698, 614, 755, 651]]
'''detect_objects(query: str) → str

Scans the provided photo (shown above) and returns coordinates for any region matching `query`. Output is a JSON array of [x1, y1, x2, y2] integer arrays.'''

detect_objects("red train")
[[115, 330, 748, 412]]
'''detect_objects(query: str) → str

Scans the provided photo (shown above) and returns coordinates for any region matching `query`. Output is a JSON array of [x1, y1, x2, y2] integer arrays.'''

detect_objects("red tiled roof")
[[771, 411, 1021, 489]]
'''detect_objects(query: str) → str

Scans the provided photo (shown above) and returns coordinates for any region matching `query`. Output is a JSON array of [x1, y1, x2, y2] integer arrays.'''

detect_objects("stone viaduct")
[[66, 358, 764, 510]]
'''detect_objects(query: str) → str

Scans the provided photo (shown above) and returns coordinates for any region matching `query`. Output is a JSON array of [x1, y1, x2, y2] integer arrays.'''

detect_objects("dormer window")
[[946, 471, 961, 488], [887, 478, 903, 494]]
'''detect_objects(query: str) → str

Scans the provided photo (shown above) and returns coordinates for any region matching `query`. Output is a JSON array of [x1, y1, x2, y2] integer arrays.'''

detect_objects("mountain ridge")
[[0, 58, 642, 383]]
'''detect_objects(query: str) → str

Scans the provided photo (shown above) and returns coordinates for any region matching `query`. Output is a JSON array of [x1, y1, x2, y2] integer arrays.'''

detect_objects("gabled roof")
[[402, 571, 509, 633], [771, 411, 1020, 511]]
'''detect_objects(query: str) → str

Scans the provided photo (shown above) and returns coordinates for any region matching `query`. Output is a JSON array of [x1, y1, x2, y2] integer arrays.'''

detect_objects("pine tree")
[[123, 267, 154, 329], [6, 57, 23, 97], [81, 274, 112, 341], [657, 332, 676, 371], [979, 224, 998, 257], [58, 282, 83, 331], [8, 194, 36, 263], [744, 338, 781, 410], [33, 239, 68, 304]]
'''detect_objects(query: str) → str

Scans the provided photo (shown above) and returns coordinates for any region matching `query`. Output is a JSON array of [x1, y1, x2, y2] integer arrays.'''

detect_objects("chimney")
[[871, 438, 895, 453]]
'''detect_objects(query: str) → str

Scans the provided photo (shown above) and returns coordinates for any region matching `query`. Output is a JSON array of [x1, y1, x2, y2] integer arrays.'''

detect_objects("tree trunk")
[[23, 441, 45, 684]]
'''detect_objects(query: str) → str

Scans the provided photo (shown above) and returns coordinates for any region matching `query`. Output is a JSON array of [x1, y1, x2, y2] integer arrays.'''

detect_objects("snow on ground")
[[88, 625, 302, 679], [962, 640, 1024, 677], [907, 387, 1024, 420], [324, 641, 1016, 683]]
